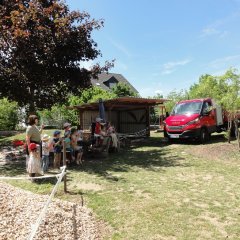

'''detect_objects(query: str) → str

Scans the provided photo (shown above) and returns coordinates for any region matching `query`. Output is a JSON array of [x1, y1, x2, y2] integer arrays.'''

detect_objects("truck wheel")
[[199, 128, 208, 144]]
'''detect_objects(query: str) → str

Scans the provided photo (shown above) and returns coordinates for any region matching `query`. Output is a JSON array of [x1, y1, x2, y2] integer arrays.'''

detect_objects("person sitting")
[[70, 128, 83, 165], [94, 117, 106, 146], [63, 122, 71, 134], [64, 130, 74, 163], [77, 124, 84, 146], [106, 122, 118, 150]]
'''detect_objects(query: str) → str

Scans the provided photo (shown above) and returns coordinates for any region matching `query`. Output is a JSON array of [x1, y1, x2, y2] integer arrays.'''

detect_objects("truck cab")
[[164, 98, 218, 143]]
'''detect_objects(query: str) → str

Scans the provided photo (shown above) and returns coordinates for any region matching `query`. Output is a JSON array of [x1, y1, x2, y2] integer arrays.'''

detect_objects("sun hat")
[[53, 130, 61, 136], [96, 117, 103, 122], [63, 122, 71, 128], [42, 134, 50, 141], [29, 143, 37, 151]]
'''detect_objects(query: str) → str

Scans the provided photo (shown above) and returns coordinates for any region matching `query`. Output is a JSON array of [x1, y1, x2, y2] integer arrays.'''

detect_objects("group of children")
[[27, 123, 84, 178]]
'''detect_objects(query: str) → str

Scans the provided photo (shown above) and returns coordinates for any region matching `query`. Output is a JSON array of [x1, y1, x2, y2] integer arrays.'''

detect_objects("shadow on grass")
[[0, 162, 26, 176], [0, 162, 57, 186], [68, 135, 189, 181], [0, 135, 191, 185]]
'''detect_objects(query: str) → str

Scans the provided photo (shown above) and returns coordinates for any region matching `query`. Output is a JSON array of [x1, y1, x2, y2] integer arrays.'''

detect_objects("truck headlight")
[[186, 117, 200, 125]]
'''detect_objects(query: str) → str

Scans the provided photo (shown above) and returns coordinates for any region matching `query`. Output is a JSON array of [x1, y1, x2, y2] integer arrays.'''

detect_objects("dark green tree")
[[112, 82, 138, 97], [0, 0, 113, 112], [0, 98, 19, 130]]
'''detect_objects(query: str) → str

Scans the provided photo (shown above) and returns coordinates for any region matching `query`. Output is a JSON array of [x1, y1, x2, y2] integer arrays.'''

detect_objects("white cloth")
[[42, 141, 50, 156], [110, 133, 118, 148], [27, 154, 42, 174]]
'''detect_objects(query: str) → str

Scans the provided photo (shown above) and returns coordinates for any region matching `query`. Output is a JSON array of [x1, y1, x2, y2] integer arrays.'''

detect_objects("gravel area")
[[0, 182, 106, 240]]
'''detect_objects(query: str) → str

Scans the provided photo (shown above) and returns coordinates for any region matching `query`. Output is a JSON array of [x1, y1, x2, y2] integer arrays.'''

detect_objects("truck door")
[[202, 101, 216, 133]]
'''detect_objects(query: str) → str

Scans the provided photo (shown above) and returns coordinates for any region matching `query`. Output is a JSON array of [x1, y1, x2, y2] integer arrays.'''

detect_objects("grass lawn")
[[0, 131, 240, 239]]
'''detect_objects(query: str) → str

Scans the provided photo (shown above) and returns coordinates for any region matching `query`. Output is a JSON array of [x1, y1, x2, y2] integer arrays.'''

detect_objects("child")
[[64, 130, 75, 162], [27, 143, 42, 179], [77, 125, 84, 146], [70, 128, 83, 165], [52, 130, 62, 169], [41, 134, 50, 173]]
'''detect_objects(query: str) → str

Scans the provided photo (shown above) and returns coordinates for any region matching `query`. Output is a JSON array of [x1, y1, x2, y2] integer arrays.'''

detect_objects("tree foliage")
[[0, 98, 19, 130], [39, 86, 116, 126], [188, 68, 240, 141], [112, 82, 138, 97], [165, 89, 189, 113], [71, 86, 116, 104], [0, 0, 113, 112], [188, 68, 240, 110], [38, 82, 138, 126]]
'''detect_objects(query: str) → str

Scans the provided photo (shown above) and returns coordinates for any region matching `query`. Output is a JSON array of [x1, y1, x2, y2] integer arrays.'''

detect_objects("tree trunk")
[[238, 128, 240, 151], [227, 119, 231, 143]]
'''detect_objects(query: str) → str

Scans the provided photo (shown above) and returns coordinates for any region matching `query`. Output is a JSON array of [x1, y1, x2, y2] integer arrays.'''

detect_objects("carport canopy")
[[68, 97, 168, 111]]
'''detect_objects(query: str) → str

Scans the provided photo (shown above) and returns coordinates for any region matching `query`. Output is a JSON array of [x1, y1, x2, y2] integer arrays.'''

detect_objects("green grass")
[[0, 129, 62, 145], [1, 131, 240, 239]]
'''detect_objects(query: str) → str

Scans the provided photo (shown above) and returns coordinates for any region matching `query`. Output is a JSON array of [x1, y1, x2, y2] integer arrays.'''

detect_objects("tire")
[[199, 128, 209, 144]]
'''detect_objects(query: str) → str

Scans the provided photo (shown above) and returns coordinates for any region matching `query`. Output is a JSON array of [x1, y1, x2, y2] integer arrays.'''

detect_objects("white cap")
[[63, 122, 71, 128], [96, 117, 102, 122]]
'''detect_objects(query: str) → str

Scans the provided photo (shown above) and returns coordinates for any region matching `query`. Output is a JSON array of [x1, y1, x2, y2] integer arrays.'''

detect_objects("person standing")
[[27, 143, 42, 179], [52, 130, 62, 169], [41, 134, 51, 173], [26, 115, 44, 167]]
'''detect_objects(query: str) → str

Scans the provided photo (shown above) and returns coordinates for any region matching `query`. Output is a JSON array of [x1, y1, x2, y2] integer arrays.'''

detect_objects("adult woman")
[[26, 115, 44, 157]]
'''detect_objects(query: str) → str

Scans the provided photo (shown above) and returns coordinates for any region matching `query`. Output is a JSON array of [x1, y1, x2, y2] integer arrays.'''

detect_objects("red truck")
[[164, 98, 239, 143]]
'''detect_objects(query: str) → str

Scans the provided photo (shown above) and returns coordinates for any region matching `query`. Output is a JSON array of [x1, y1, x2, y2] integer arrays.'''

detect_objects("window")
[[202, 101, 212, 113]]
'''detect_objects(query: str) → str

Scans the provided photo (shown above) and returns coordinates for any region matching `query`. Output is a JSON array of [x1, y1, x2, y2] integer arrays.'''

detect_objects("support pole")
[[62, 139, 67, 193]]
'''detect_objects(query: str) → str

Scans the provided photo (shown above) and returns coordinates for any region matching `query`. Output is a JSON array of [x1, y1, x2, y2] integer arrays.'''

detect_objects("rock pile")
[[0, 182, 105, 240]]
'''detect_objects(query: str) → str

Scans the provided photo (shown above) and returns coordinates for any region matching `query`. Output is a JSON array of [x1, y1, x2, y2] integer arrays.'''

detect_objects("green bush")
[[0, 98, 19, 130]]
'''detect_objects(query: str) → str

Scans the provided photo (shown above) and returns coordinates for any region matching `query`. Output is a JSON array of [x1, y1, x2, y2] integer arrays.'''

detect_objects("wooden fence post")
[[62, 139, 67, 193]]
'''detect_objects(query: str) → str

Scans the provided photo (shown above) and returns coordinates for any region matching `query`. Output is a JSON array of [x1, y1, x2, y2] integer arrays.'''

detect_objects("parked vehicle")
[[164, 98, 240, 143]]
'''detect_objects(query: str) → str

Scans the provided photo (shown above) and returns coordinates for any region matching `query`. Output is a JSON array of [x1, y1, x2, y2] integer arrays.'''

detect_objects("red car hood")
[[165, 114, 200, 126]]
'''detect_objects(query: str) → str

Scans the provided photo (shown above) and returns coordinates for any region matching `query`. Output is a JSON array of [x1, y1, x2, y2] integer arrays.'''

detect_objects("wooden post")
[[79, 111, 84, 129], [62, 139, 67, 193], [146, 107, 150, 137]]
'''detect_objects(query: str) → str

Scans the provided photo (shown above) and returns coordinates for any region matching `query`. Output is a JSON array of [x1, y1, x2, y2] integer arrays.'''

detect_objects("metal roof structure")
[[69, 97, 168, 111]]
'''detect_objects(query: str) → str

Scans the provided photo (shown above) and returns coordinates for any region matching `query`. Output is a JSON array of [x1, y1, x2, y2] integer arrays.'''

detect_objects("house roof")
[[91, 72, 139, 94], [69, 97, 168, 112]]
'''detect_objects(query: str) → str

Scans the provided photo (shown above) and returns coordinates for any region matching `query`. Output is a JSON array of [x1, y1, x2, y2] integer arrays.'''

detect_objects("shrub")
[[0, 98, 19, 130]]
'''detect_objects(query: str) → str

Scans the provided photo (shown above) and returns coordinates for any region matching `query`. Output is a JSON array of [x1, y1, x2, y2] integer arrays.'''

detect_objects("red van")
[[164, 98, 226, 143]]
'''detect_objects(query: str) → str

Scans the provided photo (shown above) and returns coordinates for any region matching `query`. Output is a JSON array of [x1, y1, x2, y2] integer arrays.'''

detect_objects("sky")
[[66, 0, 240, 98]]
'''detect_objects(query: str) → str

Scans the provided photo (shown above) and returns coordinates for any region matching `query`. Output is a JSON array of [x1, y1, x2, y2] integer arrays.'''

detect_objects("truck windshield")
[[171, 102, 202, 115]]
